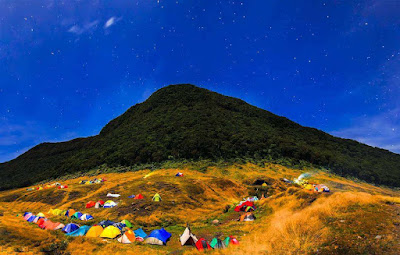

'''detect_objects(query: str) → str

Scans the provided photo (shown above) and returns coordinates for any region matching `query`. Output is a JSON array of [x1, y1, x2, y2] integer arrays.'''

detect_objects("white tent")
[[179, 227, 198, 246]]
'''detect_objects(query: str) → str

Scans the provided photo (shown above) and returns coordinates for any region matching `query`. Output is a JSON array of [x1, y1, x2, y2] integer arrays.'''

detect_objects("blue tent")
[[128, 195, 135, 198], [23, 212, 31, 217], [134, 228, 148, 238], [148, 228, 171, 243], [98, 220, 115, 228], [27, 215, 36, 222], [63, 223, 80, 233], [80, 214, 94, 221], [72, 212, 83, 219], [113, 222, 126, 231], [66, 226, 91, 236]]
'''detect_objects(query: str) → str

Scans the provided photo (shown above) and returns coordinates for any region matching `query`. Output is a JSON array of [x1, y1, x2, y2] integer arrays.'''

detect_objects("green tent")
[[152, 193, 162, 202], [71, 212, 83, 219], [121, 219, 132, 228], [210, 237, 226, 249]]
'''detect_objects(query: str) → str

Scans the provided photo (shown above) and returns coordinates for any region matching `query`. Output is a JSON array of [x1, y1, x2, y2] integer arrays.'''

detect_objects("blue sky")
[[1, 0, 400, 162]]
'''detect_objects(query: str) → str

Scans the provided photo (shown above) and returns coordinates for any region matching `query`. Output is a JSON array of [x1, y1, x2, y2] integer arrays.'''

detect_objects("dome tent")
[[145, 228, 171, 245]]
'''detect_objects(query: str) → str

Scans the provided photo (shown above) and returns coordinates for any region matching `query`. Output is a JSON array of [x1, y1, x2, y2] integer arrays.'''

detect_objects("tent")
[[23, 212, 31, 217], [98, 220, 115, 228], [152, 193, 162, 202], [113, 222, 126, 231], [63, 223, 80, 233], [234, 201, 255, 212], [36, 218, 46, 226], [180, 227, 198, 246], [146, 228, 171, 245], [37, 212, 45, 217], [80, 214, 94, 221], [128, 195, 135, 198], [54, 223, 65, 230], [103, 200, 117, 208], [71, 212, 83, 219], [100, 226, 121, 239], [107, 193, 120, 198], [65, 209, 76, 217], [27, 215, 36, 222], [210, 237, 226, 249], [315, 184, 330, 192], [121, 219, 133, 228], [86, 225, 103, 237], [95, 202, 102, 209], [224, 236, 239, 247], [239, 212, 256, 222], [195, 238, 212, 251], [86, 201, 96, 208], [304, 184, 314, 191], [39, 220, 48, 229], [118, 229, 136, 244], [262, 182, 267, 187], [134, 194, 144, 199], [175, 172, 183, 177], [50, 209, 63, 216], [66, 226, 91, 237], [79, 180, 87, 184], [245, 206, 255, 212], [24, 213, 33, 221], [32, 216, 42, 223], [98, 200, 105, 205], [134, 228, 147, 239]]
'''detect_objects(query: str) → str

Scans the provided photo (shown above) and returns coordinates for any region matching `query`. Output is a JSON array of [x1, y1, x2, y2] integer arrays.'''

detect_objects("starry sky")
[[1, 0, 400, 163]]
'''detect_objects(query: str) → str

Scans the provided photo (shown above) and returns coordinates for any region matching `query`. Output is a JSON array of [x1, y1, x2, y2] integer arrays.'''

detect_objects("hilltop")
[[1, 84, 400, 190]]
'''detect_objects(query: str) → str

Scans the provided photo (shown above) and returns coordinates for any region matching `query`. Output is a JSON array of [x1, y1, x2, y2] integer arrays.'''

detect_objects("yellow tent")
[[304, 184, 314, 190], [48, 209, 54, 214], [152, 193, 162, 202], [86, 225, 104, 237], [52, 209, 63, 215], [37, 212, 45, 217], [100, 226, 121, 239], [262, 183, 267, 187]]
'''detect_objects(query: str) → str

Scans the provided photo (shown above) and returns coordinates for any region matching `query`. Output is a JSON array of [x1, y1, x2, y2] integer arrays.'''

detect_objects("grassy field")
[[0, 163, 399, 254]]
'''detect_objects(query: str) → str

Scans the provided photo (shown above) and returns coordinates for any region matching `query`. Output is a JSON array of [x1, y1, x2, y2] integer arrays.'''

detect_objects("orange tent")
[[45, 221, 63, 230], [66, 209, 76, 217]]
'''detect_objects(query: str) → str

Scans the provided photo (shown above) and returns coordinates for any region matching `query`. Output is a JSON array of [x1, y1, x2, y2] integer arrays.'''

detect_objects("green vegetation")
[[1, 84, 400, 189]]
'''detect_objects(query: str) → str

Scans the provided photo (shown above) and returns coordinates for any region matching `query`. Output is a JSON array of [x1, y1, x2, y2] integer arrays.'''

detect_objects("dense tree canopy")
[[1, 84, 400, 190]]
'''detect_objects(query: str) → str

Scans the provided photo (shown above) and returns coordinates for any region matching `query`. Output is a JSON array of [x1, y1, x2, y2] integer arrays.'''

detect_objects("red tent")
[[229, 236, 240, 245], [195, 238, 212, 251], [86, 201, 96, 208], [134, 194, 144, 199], [98, 200, 105, 205], [234, 201, 255, 212], [36, 218, 45, 226]]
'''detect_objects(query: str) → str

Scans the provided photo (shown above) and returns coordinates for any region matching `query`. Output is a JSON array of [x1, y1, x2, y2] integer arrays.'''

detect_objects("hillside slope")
[[0, 163, 399, 254], [1, 84, 400, 189]]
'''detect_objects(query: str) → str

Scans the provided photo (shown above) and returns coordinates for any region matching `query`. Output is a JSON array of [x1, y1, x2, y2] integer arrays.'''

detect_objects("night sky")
[[1, 0, 400, 162]]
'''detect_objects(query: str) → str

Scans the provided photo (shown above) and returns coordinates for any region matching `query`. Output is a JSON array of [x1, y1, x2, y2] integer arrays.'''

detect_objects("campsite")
[[0, 163, 400, 254]]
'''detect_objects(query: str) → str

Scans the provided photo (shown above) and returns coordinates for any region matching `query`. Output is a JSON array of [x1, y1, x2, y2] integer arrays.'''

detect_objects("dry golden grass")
[[0, 163, 399, 254]]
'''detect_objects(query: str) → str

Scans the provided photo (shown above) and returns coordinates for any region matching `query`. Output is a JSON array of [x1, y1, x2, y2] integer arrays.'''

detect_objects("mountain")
[[1, 84, 400, 190]]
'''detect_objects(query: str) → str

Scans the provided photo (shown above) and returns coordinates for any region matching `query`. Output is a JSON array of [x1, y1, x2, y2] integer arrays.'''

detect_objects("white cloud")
[[104, 16, 122, 29], [68, 20, 99, 35]]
